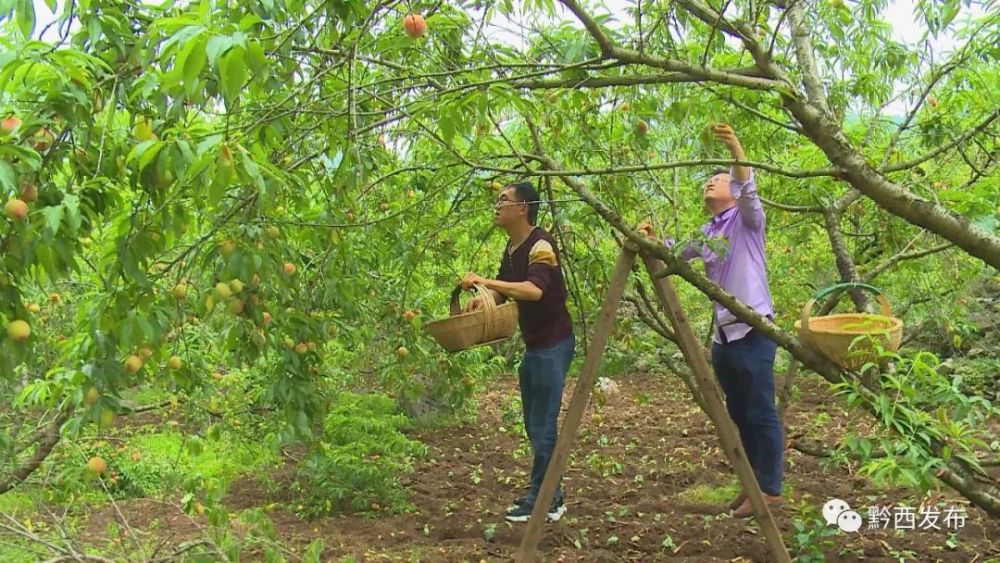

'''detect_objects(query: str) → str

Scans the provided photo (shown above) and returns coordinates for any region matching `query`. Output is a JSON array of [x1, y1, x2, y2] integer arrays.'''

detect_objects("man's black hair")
[[509, 181, 540, 225]]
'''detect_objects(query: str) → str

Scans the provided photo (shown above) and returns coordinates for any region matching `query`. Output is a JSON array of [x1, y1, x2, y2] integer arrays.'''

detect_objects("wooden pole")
[[516, 244, 638, 562], [640, 253, 791, 563]]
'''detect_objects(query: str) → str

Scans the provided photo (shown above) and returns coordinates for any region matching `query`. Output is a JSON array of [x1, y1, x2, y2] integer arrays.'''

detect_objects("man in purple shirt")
[[640, 124, 783, 518]]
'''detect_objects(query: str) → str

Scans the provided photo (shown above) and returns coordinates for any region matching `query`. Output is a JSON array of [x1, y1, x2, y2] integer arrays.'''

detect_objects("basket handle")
[[800, 298, 817, 339], [448, 283, 498, 316], [811, 282, 893, 316]]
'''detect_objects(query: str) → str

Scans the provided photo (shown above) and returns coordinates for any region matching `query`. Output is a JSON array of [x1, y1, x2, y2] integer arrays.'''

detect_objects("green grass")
[[678, 481, 740, 506], [128, 429, 275, 483], [0, 491, 36, 516]]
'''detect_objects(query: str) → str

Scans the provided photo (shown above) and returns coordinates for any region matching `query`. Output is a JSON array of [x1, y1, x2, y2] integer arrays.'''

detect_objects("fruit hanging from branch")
[[0, 116, 21, 135], [403, 13, 426, 38], [19, 183, 38, 203], [6, 320, 31, 342], [5, 199, 28, 221]]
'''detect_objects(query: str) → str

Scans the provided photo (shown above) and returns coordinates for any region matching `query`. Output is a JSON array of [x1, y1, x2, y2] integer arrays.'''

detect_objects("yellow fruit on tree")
[[100, 409, 115, 428], [167, 356, 183, 370], [6, 320, 30, 342], [396, 346, 409, 359], [87, 456, 108, 474], [27, 303, 40, 313], [124, 355, 143, 373], [267, 226, 280, 239], [283, 337, 295, 350], [5, 198, 28, 221], [262, 312, 272, 326], [172, 284, 188, 299], [139, 347, 154, 359], [215, 282, 233, 299], [84, 386, 100, 406], [229, 299, 245, 315], [229, 279, 244, 294], [282, 262, 296, 276], [294, 342, 308, 354], [220, 240, 237, 257]]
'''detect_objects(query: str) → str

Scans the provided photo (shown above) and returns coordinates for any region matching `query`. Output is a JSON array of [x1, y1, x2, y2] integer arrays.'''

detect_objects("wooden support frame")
[[516, 244, 791, 563]]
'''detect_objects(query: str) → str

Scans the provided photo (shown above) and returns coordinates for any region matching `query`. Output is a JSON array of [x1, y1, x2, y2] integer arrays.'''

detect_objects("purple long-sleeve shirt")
[[666, 169, 773, 344]]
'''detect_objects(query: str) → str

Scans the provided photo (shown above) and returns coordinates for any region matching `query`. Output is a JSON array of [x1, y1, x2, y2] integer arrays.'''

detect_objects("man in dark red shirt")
[[462, 181, 575, 523]]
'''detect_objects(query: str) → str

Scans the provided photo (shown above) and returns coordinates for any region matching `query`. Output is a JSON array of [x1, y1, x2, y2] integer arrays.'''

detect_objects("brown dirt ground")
[[79, 373, 1000, 562]]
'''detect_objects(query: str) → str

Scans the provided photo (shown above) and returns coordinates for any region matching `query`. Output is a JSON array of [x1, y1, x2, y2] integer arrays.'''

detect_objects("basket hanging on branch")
[[425, 283, 518, 353], [793, 282, 903, 371]]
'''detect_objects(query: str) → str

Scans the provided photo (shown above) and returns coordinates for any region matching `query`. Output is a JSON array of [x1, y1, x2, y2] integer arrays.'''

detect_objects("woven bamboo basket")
[[425, 283, 518, 352], [794, 283, 903, 371]]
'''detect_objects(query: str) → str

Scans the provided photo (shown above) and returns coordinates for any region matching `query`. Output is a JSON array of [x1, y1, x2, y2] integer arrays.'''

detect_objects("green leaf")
[[15, 0, 34, 38], [127, 140, 161, 171], [439, 105, 457, 145], [41, 204, 63, 235], [63, 193, 82, 232], [0, 159, 15, 191], [178, 36, 207, 97], [219, 47, 247, 109]]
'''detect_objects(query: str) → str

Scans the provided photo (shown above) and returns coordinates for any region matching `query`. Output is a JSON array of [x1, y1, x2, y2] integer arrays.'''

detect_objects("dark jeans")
[[519, 335, 575, 505], [711, 329, 784, 496]]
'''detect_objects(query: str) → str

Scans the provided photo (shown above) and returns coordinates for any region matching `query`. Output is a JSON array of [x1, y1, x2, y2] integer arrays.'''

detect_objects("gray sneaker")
[[504, 497, 566, 523]]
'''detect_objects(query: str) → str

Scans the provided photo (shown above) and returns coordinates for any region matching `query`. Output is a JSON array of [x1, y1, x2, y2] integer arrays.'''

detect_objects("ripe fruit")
[[49, 293, 60, 303], [403, 13, 426, 38], [636, 120, 649, 135], [396, 346, 409, 359], [489, 181, 504, 191], [294, 342, 308, 354], [19, 183, 38, 203], [251, 274, 261, 288], [407, 190, 416, 199], [283, 337, 295, 350], [619, 102, 630, 112], [30, 128, 54, 151], [262, 312, 272, 326], [215, 282, 233, 299], [266, 226, 280, 239], [167, 356, 183, 370], [84, 386, 100, 406], [928, 95, 938, 108], [172, 284, 188, 299], [220, 240, 237, 257], [100, 409, 115, 428], [346, 211, 355, 222], [5, 199, 28, 221], [87, 456, 108, 474], [139, 347, 154, 360], [27, 303, 40, 313], [229, 299, 245, 315], [282, 262, 296, 276], [124, 355, 143, 373], [0, 116, 21, 135], [228, 279, 244, 294], [403, 310, 416, 322], [6, 320, 31, 342]]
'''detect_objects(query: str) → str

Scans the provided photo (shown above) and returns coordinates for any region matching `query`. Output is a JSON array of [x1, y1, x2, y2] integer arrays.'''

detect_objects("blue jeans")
[[519, 335, 575, 505], [711, 329, 784, 496]]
